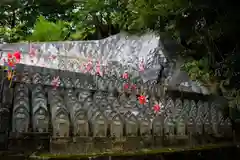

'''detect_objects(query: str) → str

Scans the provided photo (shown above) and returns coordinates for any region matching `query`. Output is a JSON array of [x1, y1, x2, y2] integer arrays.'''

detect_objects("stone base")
[[8, 132, 50, 152], [153, 136, 163, 148], [70, 137, 93, 154], [93, 137, 112, 152], [163, 135, 175, 146], [140, 136, 153, 148], [123, 137, 141, 151], [0, 133, 8, 150], [50, 137, 72, 154], [175, 135, 188, 147]]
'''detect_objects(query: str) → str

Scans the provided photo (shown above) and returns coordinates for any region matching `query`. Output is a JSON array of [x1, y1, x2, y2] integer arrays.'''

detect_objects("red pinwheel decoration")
[[5, 51, 21, 69], [123, 83, 129, 90], [48, 55, 57, 61], [29, 46, 36, 63], [51, 76, 60, 89], [138, 95, 147, 105], [131, 84, 137, 90], [86, 58, 93, 73], [139, 59, 145, 72], [153, 104, 160, 113], [96, 61, 102, 76], [29, 46, 36, 58], [2, 51, 21, 88], [122, 72, 129, 79]]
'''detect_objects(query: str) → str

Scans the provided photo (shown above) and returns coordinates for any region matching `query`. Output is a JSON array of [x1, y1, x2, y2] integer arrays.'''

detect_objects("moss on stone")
[[34, 143, 235, 159]]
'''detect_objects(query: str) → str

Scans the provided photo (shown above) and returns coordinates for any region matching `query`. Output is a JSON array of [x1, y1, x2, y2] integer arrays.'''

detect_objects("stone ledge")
[[31, 143, 236, 159]]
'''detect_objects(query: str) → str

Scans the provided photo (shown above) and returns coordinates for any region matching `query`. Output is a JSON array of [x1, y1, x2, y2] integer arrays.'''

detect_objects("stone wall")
[[0, 33, 233, 155], [0, 65, 233, 154]]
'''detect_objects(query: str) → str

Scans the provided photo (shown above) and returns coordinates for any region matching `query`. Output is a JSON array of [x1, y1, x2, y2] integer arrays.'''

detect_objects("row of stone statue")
[[16, 65, 163, 96], [0, 82, 232, 139]]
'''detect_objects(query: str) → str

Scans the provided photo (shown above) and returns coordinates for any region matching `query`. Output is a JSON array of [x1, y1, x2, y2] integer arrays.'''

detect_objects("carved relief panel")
[[0, 106, 10, 133], [50, 91, 70, 137], [203, 111, 212, 134], [175, 98, 183, 118], [164, 117, 175, 136], [108, 111, 123, 138], [32, 85, 49, 132], [12, 84, 30, 133], [91, 111, 108, 137], [195, 116, 203, 135], [137, 113, 151, 136], [152, 114, 164, 136], [72, 109, 89, 137], [32, 72, 43, 84], [210, 103, 219, 136], [78, 89, 92, 103], [2, 83, 13, 105], [165, 98, 174, 118], [176, 117, 186, 136], [124, 111, 138, 137]]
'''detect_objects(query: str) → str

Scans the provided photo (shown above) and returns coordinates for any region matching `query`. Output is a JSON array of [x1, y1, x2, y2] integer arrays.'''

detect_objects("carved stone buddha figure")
[[33, 72, 42, 84], [33, 108, 48, 132], [74, 78, 82, 88], [83, 96, 94, 109], [93, 91, 104, 104], [54, 113, 69, 137], [153, 115, 163, 136], [13, 107, 29, 133], [139, 117, 151, 136], [176, 117, 186, 136], [107, 93, 116, 104], [74, 112, 88, 136], [126, 115, 137, 136], [43, 74, 52, 85], [95, 114, 106, 137], [112, 115, 123, 138], [65, 77, 73, 88], [78, 90, 91, 103]]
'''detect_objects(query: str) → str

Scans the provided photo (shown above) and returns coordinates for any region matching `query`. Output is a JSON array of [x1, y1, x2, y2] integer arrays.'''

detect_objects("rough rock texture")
[[0, 32, 209, 94]]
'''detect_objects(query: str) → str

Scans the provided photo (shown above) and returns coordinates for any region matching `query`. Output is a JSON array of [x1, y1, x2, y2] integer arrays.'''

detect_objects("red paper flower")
[[96, 61, 102, 76], [153, 104, 160, 112], [131, 84, 137, 90], [13, 51, 21, 62], [86, 59, 93, 72], [29, 47, 36, 58], [48, 55, 57, 61], [123, 83, 129, 89], [122, 72, 128, 79], [8, 60, 14, 67], [7, 51, 21, 67], [138, 95, 146, 104], [139, 59, 145, 72], [7, 53, 12, 59], [51, 76, 60, 89]]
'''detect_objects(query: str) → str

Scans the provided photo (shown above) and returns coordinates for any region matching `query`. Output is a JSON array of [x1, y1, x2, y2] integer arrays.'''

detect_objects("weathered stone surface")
[[0, 33, 233, 153]]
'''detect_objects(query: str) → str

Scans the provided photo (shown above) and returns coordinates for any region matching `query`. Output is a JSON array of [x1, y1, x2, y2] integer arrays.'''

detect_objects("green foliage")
[[27, 16, 69, 42], [181, 58, 212, 84]]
